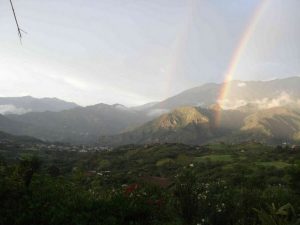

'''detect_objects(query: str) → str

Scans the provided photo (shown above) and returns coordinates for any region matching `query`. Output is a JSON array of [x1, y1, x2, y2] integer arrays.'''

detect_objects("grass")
[[194, 154, 233, 162], [156, 158, 175, 167], [206, 143, 230, 151], [255, 161, 291, 169]]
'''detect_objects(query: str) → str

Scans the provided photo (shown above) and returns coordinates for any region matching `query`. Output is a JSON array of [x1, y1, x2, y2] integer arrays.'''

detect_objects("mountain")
[[0, 114, 28, 135], [0, 96, 79, 115], [146, 77, 300, 113], [0, 130, 42, 144], [99, 104, 300, 146], [149, 83, 219, 112], [130, 102, 159, 111], [1, 77, 300, 145], [3, 103, 149, 143], [99, 106, 249, 146], [240, 107, 300, 142]]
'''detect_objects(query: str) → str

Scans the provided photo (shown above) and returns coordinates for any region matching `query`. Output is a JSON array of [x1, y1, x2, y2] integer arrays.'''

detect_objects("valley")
[[1, 77, 300, 225], [1, 77, 300, 145], [1, 139, 300, 225], [2, 1, 300, 224]]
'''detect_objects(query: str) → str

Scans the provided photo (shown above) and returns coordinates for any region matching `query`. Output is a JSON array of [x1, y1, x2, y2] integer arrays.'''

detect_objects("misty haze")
[[1, 1, 300, 225]]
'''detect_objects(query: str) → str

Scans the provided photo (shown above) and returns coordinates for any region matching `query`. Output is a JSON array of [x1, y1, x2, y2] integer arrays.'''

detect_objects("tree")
[[19, 155, 41, 187]]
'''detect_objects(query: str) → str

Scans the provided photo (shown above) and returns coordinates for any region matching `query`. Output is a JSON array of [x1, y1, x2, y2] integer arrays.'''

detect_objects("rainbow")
[[162, 0, 196, 102], [215, 0, 269, 126]]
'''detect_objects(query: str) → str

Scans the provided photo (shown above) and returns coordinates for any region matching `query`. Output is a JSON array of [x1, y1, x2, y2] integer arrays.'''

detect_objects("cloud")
[[0, 105, 31, 115], [254, 92, 294, 109], [160, 68, 166, 73], [237, 82, 246, 87], [147, 109, 169, 117], [220, 92, 300, 110], [62, 77, 89, 91], [218, 99, 247, 110]]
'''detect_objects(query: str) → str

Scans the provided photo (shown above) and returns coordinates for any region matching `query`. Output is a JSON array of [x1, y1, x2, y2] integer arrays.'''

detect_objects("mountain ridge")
[[0, 96, 80, 115], [3, 103, 149, 143], [1, 77, 300, 144], [99, 105, 300, 146], [146, 76, 300, 113]]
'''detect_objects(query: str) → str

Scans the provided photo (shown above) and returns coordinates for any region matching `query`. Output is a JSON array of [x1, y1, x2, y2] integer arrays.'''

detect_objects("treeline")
[[0, 153, 300, 225]]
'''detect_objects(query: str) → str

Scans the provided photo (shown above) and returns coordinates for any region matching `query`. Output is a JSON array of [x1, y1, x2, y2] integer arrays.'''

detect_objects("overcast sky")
[[0, 0, 299, 106]]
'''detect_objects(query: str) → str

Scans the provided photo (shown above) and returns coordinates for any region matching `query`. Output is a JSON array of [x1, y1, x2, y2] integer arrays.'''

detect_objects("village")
[[0, 138, 111, 153]]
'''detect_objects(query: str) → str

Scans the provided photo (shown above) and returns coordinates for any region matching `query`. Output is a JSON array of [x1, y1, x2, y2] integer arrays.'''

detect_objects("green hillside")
[[1, 142, 300, 225], [241, 107, 300, 142]]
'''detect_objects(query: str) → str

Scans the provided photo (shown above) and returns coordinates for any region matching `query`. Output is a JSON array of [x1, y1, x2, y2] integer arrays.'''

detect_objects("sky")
[[0, 0, 299, 106]]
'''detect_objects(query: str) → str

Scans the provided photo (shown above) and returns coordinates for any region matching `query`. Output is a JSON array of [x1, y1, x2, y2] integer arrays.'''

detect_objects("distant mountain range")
[[0, 96, 79, 115], [146, 77, 300, 113], [0, 77, 300, 145], [2, 103, 149, 144], [100, 105, 300, 146], [0, 130, 42, 144]]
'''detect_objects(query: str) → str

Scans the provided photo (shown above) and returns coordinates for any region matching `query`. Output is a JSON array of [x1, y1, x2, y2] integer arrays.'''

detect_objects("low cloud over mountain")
[[1, 77, 300, 145], [0, 96, 79, 115]]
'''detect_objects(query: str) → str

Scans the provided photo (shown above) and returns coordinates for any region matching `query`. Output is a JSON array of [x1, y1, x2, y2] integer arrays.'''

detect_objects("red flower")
[[124, 183, 139, 195]]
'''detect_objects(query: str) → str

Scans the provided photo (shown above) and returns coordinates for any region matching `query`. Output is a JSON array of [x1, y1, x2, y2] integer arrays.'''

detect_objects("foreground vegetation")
[[1, 142, 300, 225]]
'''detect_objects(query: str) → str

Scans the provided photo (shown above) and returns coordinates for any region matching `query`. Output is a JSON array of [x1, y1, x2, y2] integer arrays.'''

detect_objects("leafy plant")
[[254, 203, 300, 225]]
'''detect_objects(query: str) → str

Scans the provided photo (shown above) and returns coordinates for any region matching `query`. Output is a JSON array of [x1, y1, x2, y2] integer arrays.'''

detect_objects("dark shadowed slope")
[[4, 103, 149, 143], [0, 130, 42, 144]]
